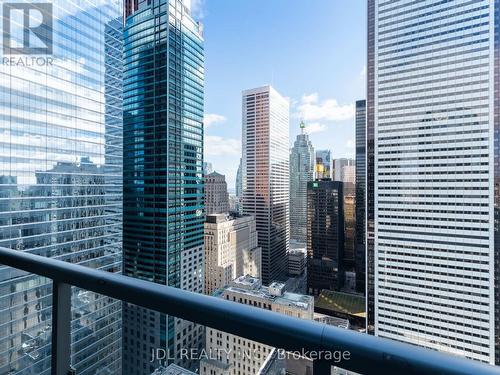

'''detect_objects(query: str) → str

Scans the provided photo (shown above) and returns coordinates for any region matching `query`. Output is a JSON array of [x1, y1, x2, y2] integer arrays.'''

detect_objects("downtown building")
[[354, 100, 366, 293], [122, 0, 205, 373], [306, 180, 344, 295], [233, 158, 243, 214], [315, 149, 332, 180], [332, 158, 355, 184], [343, 188, 356, 274], [369, 0, 499, 364], [289, 121, 315, 244], [0, 1, 123, 373], [200, 276, 314, 375], [333, 159, 356, 274], [365, 0, 376, 335], [205, 172, 230, 215], [204, 213, 261, 295], [241, 86, 290, 285]]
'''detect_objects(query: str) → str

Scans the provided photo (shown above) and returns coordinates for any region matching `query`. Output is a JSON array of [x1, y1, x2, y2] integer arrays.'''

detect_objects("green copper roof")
[[315, 290, 366, 318]]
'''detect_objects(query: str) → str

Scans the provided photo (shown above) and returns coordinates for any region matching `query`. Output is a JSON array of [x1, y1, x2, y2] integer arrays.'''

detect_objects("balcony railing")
[[0, 246, 498, 375]]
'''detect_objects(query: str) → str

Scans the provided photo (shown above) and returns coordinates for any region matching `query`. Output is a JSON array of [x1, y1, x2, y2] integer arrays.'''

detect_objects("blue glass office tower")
[[122, 0, 204, 373], [0, 1, 123, 374]]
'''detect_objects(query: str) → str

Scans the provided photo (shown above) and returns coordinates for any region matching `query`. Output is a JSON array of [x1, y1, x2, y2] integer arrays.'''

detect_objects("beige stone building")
[[200, 276, 313, 375], [204, 214, 261, 295]]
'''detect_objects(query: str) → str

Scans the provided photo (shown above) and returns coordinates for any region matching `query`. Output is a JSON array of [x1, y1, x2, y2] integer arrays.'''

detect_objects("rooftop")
[[315, 290, 366, 318], [230, 274, 261, 289], [269, 281, 286, 290], [206, 171, 224, 178], [151, 364, 196, 375], [314, 313, 350, 329], [275, 292, 313, 311], [288, 249, 306, 257], [216, 276, 313, 311], [205, 213, 253, 224], [200, 358, 232, 371]]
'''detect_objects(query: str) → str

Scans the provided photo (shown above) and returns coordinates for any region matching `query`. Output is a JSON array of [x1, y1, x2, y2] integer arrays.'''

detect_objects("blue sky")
[[193, 0, 366, 189]]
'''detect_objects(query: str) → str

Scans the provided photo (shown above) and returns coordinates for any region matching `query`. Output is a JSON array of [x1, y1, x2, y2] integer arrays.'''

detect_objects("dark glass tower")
[[122, 0, 204, 373], [366, 0, 375, 335], [355, 99, 366, 293], [306, 180, 344, 295]]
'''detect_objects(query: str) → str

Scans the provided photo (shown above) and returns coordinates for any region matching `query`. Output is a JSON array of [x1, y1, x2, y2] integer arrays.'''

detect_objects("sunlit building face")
[[0, 0, 123, 373]]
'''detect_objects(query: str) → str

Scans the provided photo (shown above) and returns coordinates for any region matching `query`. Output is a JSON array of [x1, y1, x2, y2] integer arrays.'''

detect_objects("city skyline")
[[199, 0, 366, 188], [0, 0, 499, 374]]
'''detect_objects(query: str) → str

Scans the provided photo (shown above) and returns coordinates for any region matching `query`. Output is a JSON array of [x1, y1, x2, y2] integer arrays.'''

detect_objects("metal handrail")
[[0, 247, 498, 375]]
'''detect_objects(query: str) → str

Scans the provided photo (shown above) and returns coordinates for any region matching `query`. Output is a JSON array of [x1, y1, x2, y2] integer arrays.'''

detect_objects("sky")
[[192, 0, 367, 190]]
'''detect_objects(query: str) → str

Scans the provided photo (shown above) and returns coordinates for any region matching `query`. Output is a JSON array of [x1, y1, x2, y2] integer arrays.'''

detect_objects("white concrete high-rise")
[[242, 86, 290, 285], [371, 0, 499, 364], [333, 158, 354, 183], [341, 165, 355, 185]]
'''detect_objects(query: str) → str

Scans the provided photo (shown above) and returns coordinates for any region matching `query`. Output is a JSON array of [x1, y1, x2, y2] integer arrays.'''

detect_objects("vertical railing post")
[[51, 281, 73, 375]]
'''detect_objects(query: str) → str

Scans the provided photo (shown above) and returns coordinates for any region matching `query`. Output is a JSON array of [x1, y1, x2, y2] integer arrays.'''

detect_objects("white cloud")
[[204, 113, 226, 128], [346, 139, 355, 148], [205, 136, 241, 156], [304, 122, 327, 134], [301, 93, 319, 104], [189, 0, 205, 19], [296, 93, 354, 122]]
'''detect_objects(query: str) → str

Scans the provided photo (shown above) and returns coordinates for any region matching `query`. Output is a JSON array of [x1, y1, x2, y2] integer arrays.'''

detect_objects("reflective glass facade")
[[374, 0, 497, 364], [0, 0, 123, 373], [289, 124, 314, 244], [306, 180, 344, 295], [366, 0, 375, 335], [122, 0, 204, 373], [355, 99, 366, 293], [315, 149, 331, 180]]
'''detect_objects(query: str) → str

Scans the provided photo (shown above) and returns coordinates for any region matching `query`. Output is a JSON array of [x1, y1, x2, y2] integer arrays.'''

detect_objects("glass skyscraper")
[[306, 180, 344, 295], [366, 0, 375, 336], [289, 121, 314, 244], [315, 149, 331, 180], [122, 0, 204, 373], [372, 0, 499, 364], [0, 0, 123, 373], [235, 158, 243, 214], [355, 99, 366, 293]]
